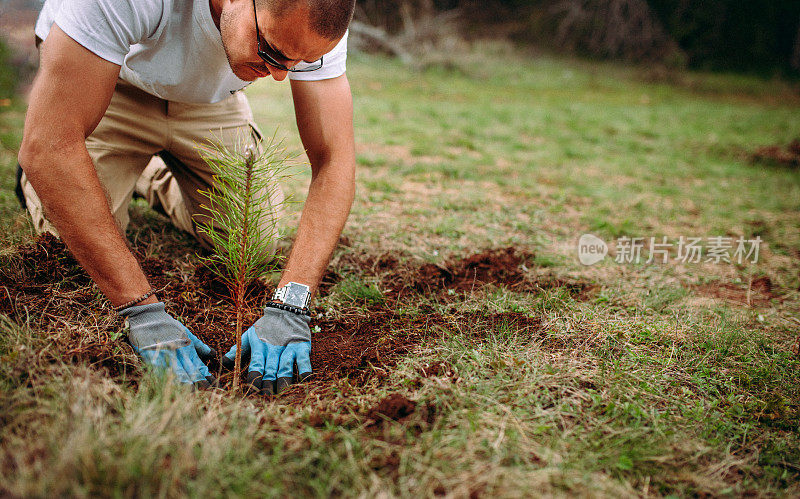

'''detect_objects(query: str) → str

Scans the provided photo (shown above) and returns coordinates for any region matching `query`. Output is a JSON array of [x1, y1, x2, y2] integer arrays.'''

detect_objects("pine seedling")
[[194, 134, 296, 394]]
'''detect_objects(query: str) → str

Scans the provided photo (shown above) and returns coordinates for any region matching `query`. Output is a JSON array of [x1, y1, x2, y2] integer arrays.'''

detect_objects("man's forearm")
[[19, 144, 156, 307], [19, 28, 155, 309], [277, 160, 355, 299]]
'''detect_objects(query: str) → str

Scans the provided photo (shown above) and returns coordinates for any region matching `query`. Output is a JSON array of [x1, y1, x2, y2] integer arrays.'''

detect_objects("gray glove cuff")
[[120, 302, 191, 351], [254, 306, 311, 345]]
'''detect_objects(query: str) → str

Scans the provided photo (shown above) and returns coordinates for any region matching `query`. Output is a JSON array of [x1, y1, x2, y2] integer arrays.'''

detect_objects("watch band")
[[265, 300, 311, 318]]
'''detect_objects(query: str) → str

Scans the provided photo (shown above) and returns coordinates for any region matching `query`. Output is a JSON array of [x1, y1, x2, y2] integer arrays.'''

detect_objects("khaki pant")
[[20, 79, 284, 249]]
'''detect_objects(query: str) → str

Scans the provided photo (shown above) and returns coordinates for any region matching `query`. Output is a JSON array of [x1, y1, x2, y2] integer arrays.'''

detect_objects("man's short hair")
[[263, 0, 355, 41]]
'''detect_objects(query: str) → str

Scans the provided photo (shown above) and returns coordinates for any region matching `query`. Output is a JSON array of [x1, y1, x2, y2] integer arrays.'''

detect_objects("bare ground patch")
[[323, 246, 598, 303], [355, 142, 448, 166], [752, 139, 800, 168], [0, 235, 586, 398], [690, 275, 778, 308]]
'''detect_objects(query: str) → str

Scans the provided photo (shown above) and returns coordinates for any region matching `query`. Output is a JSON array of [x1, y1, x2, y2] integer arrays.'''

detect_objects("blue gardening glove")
[[120, 302, 217, 389], [223, 307, 312, 395]]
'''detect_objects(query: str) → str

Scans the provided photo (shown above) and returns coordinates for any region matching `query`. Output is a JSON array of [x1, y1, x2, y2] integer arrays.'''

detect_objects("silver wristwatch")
[[272, 282, 311, 308]]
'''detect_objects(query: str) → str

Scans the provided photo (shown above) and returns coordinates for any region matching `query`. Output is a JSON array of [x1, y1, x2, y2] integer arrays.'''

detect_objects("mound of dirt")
[[692, 276, 776, 307], [752, 140, 800, 168], [419, 361, 455, 378], [414, 247, 531, 293], [322, 247, 596, 302], [366, 393, 417, 424]]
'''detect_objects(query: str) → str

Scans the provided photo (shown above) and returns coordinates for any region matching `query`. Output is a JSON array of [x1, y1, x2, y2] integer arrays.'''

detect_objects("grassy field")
[[2, 44, 800, 497]]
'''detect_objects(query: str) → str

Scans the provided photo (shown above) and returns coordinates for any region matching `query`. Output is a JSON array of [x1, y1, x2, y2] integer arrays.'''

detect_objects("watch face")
[[284, 282, 310, 308]]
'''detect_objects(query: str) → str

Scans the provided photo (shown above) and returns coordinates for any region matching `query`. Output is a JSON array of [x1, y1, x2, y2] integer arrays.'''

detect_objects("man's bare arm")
[[285, 74, 356, 299], [18, 25, 157, 307]]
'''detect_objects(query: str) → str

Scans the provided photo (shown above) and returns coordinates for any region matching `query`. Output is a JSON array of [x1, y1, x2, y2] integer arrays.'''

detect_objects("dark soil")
[[414, 247, 534, 293], [0, 234, 558, 395], [1, 232, 92, 296], [692, 276, 776, 307], [419, 361, 455, 378], [752, 139, 800, 168], [321, 246, 597, 301], [312, 309, 430, 385], [365, 393, 417, 424]]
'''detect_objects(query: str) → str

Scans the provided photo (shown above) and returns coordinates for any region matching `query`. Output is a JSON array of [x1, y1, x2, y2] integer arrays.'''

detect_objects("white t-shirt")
[[35, 0, 348, 103]]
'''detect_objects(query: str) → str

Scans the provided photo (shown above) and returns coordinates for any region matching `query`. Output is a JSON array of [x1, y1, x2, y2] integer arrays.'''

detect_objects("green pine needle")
[[194, 133, 297, 296]]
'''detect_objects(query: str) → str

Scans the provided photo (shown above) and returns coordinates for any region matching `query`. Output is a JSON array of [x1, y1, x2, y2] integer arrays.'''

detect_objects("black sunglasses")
[[253, 0, 323, 72]]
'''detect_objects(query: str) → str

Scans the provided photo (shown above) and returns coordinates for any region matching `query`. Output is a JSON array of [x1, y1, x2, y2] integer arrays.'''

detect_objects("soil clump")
[[366, 393, 417, 424], [752, 139, 800, 168], [692, 276, 776, 307]]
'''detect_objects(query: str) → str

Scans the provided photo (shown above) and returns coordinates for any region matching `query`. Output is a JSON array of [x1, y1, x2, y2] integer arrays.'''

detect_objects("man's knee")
[[17, 168, 60, 237], [15, 163, 26, 210]]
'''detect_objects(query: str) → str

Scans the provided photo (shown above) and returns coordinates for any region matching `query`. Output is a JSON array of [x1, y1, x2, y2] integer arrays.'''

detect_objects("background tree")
[[351, 0, 800, 76]]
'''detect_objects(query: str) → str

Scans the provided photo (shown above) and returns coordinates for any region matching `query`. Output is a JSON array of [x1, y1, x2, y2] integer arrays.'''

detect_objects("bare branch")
[[348, 20, 414, 65]]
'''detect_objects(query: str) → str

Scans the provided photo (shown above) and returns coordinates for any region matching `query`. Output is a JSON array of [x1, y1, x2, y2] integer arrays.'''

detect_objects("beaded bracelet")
[[265, 300, 312, 318], [114, 289, 155, 313]]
